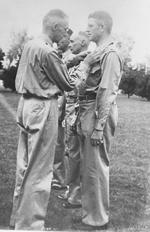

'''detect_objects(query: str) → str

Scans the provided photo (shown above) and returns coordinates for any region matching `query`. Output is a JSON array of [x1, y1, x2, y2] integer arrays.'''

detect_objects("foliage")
[[0, 48, 5, 69], [119, 66, 137, 98], [2, 30, 32, 91], [6, 29, 32, 66], [114, 34, 135, 65], [114, 34, 150, 101], [2, 66, 18, 91], [136, 73, 150, 100], [119, 64, 150, 101]]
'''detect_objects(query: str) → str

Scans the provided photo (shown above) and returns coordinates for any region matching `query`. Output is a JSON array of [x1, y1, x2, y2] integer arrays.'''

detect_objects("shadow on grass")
[[45, 189, 80, 231], [110, 165, 147, 230], [44, 169, 147, 231], [0, 188, 13, 226]]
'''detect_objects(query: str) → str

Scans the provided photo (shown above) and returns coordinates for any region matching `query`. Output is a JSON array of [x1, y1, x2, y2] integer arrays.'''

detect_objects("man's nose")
[[86, 28, 90, 35]]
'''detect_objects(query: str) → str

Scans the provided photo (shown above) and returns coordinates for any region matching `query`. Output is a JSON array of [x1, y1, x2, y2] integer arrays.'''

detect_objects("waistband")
[[66, 95, 78, 103], [22, 93, 58, 100], [78, 93, 96, 101]]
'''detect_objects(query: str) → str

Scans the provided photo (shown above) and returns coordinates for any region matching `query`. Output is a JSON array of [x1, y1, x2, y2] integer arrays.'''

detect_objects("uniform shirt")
[[15, 35, 84, 99], [64, 54, 77, 99], [78, 38, 123, 131], [65, 53, 88, 98]]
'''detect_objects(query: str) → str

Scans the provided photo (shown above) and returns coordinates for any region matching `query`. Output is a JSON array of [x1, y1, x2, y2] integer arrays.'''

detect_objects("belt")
[[22, 93, 57, 100], [78, 93, 96, 101], [66, 98, 78, 103], [66, 96, 78, 103]]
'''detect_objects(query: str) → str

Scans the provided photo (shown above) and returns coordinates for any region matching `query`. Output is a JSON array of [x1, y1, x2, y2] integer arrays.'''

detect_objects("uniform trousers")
[[10, 96, 58, 230], [53, 124, 66, 185], [65, 102, 81, 205], [77, 99, 118, 226]]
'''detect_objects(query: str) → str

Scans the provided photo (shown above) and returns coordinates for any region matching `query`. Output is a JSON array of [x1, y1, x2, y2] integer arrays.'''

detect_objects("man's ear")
[[81, 39, 86, 47], [99, 22, 105, 32], [52, 22, 59, 31]]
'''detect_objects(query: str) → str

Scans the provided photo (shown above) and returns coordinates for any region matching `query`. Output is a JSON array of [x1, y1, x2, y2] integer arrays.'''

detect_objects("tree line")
[[119, 64, 150, 100], [0, 30, 32, 91]]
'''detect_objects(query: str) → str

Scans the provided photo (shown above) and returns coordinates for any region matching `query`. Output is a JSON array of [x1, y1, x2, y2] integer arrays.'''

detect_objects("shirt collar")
[[97, 36, 114, 52], [39, 34, 53, 46]]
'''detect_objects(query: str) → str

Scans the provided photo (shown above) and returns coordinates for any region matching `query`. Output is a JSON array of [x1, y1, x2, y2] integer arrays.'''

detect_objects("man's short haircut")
[[43, 9, 68, 32], [88, 11, 113, 34], [78, 31, 90, 46]]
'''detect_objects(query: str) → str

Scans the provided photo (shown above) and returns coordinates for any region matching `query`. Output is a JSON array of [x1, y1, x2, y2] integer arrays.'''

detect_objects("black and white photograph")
[[0, 0, 150, 231]]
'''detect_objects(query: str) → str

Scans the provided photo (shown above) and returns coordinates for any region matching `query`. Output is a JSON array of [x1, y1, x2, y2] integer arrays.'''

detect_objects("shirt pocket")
[[32, 57, 51, 90], [36, 66, 51, 89], [86, 63, 102, 87]]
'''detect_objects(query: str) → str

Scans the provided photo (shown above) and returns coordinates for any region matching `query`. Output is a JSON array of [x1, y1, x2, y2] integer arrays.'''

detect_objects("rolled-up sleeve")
[[94, 52, 122, 131]]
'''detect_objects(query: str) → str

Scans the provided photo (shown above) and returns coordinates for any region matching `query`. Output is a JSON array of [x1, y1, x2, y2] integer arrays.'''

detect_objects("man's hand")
[[90, 129, 103, 146], [84, 50, 102, 66], [66, 51, 89, 68], [76, 51, 90, 59]]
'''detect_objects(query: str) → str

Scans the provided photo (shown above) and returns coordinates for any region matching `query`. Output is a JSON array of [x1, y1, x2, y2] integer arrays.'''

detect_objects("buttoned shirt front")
[[78, 38, 123, 131]]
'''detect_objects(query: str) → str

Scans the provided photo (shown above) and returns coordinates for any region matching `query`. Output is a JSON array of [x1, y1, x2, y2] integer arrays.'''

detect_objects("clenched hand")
[[84, 50, 102, 66], [90, 129, 104, 146]]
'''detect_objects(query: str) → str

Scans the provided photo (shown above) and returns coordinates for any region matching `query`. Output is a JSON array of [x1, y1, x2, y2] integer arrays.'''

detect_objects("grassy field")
[[0, 92, 150, 231]]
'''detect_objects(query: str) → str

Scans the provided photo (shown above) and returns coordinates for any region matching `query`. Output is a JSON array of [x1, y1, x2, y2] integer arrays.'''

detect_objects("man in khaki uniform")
[[10, 9, 93, 230], [52, 37, 71, 189], [74, 11, 123, 230], [61, 32, 90, 208]]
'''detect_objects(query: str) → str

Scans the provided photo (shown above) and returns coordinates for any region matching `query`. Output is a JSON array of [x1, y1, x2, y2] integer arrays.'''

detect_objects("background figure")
[[52, 95, 67, 188], [59, 32, 90, 208], [52, 35, 72, 189], [74, 11, 123, 230], [10, 9, 84, 230]]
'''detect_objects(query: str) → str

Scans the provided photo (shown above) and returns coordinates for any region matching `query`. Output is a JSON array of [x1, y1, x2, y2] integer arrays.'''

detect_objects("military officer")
[[60, 32, 90, 208], [74, 11, 123, 230], [10, 9, 92, 230]]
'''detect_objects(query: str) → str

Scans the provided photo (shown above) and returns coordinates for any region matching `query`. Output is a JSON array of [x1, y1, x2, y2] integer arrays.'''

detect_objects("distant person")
[[59, 32, 90, 208], [52, 35, 72, 190], [73, 11, 123, 230], [9, 9, 93, 230]]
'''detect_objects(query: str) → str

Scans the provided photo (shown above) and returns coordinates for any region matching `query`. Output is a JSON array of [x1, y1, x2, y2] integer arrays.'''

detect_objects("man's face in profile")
[[57, 37, 70, 53], [86, 18, 101, 43], [69, 36, 83, 54], [53, 19, 72, 44], [57, 27, 73, 53]]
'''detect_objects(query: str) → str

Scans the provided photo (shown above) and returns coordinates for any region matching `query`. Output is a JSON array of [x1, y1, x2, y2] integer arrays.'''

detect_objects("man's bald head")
[[69, 31, 90, 54], [78, 31, 90, 46]]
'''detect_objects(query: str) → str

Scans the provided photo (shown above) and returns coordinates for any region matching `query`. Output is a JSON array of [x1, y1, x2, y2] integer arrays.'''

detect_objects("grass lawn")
[[0, 92, 150, 231]]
